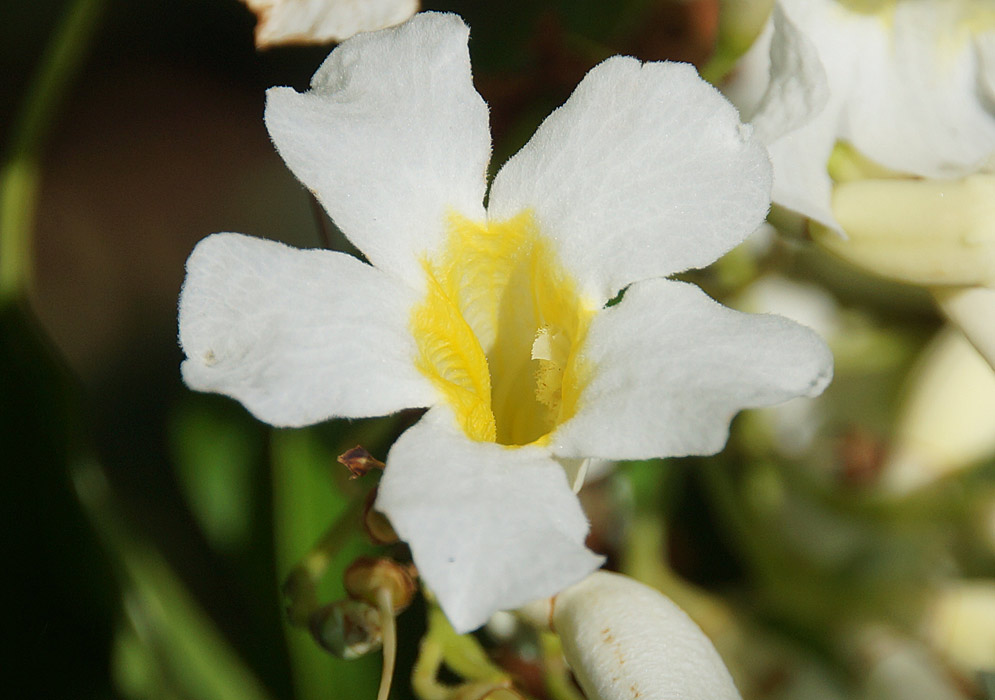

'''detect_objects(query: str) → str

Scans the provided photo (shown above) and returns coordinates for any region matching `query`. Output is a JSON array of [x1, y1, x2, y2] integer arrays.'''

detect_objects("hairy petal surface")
[[179, 233, 436, 426], [375, 408, 603, 633], [488, 57, 771, 304], [265, 12, 490, 289], [550, 278, 833, 460]]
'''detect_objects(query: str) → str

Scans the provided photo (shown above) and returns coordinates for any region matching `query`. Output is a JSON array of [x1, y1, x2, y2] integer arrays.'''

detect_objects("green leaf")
[[170, 398, 261, 553], [270, 427, 381, 700], [74, 460, 275, 700]]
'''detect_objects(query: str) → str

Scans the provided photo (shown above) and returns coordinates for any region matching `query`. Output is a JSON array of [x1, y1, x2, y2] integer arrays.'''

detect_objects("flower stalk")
[[0, 0, 106, 302]]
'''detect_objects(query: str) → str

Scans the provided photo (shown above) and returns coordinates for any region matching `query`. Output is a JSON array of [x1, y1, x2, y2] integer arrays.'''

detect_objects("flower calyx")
[[344, 556, 418, 615]]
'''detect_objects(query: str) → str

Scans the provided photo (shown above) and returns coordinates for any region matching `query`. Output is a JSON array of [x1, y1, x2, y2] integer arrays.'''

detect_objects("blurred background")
[[4, 1, 995, 698]]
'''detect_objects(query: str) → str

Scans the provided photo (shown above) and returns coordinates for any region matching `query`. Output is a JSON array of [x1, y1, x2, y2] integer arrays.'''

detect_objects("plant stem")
[[0, 0, 107, 302]]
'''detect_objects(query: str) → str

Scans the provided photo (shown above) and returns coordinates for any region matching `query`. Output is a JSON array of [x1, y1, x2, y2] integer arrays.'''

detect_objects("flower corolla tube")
[[178, 12, 833, 633]]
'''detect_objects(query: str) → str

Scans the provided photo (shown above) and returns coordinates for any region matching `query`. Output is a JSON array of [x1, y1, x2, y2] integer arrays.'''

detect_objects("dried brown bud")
[[337, 445, 385, 479], [309, 599, 383, 659], [344, 557, 417, 614], [364, 487, 399, 545]]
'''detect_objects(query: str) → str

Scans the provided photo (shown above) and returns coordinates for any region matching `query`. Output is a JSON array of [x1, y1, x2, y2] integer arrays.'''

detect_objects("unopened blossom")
[[519, 571, 743, 700], [881, 328, 995, 495], [923, 581, 995, 673], [241, 0, 416, 48], [179, 12, 833, 633]]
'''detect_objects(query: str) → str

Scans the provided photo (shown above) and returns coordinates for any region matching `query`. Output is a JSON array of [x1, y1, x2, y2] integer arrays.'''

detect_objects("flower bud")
[[337, 445, 385, 479], [813, 174, 995, 287], [922, 581, 995, 673], [309, 599, 382, 659], [343, 557, 417, 614], [524, 571, 742, 700], [879, 328, 995, 495], [932, 285, 995, 370], [363, 487, 398, 545]]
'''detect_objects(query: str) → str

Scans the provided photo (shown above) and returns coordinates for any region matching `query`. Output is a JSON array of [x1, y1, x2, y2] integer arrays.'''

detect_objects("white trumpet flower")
[[179, 12, 833, 633]]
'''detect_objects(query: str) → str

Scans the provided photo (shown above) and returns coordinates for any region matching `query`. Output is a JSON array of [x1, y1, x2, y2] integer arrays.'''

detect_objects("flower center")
[[411, 211, 595, 446]]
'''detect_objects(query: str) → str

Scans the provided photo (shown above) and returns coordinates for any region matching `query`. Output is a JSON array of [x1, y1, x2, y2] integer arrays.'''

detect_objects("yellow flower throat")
[[412, 212, 595, 447]]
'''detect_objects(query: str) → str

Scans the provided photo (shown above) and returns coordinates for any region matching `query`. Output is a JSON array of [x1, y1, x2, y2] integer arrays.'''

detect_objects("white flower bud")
[[813, 175, 995, 288], [923, 581, 995, 673], [932, 285, 995, 371], [524, 571, 742, 700], [879, 327, 995, 495]]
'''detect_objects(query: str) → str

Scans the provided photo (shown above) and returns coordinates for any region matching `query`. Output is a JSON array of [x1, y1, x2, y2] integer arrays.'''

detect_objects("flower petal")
[[179, 233, 436, 427], [375, 407, 603, 633], [550, 278, 833, 460], [264, 12, 490, 289], [241, 0, 417, 48], [736, 2, 840, 228], [487, 57, 771, 304], [746, 3, 829, 146], [837, 1, 995, 179]]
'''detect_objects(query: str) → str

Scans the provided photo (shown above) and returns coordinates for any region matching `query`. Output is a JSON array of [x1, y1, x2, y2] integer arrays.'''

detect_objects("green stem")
[[282, 489, 367, 627], [375, 588, 397, 700], [0, 0, 106, 302]]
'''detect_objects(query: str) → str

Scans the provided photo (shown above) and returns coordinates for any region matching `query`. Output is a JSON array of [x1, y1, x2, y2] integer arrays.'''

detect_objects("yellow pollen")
[[411, 211, 595, 447]]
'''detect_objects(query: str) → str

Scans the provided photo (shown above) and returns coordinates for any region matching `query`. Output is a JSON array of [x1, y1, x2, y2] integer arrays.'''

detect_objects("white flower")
[[730, 0, 995, 229], [178, 12, 833, 633], [241, 0, 417, 48]]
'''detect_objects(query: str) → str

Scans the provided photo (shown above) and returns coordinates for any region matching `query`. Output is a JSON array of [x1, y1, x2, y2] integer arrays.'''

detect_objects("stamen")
[[532, 325, 570, 412]]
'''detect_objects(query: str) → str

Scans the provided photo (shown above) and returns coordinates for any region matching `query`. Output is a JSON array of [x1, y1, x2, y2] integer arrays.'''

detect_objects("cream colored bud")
[[879, 327, 995, 495], [932, 285, 995, 371], [538, 571, 742, 700], [813, 175, 995, 287], [923, 581, 995, 672]]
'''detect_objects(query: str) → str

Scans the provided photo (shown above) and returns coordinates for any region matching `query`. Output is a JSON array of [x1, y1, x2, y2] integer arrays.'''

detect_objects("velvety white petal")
[[747, 3, 829, 145], [731, 0, 849, 229], [721, 16, 774, 120], [178, 233, 436, 427], [552, 572, 742, 700], [487, 57, 772, 304], [242, 0, 417, 48], [550, 278, 833, 460], [265, 13, 489, 289], [839, 2, 995, 178], [375, 408, 603, 633]]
